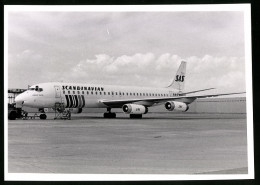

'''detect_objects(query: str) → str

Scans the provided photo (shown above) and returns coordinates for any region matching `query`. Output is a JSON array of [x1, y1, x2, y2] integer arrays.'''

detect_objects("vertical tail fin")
[[167, 61, 186, 91]]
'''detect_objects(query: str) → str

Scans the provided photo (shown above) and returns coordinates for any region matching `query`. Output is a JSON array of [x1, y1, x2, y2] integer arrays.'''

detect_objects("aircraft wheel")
[[40, 114, 47, 120], [104, 112, 116, 118], [8, 111, 17, 120], [130, 114, 142, 119], [111, 112, 116, 118]]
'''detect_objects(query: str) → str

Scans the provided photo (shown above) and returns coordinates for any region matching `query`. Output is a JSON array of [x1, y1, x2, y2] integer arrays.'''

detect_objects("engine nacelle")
[[165, 101, 189, 112], [66, 108, 83, 114], [122, 104, 148, 114]]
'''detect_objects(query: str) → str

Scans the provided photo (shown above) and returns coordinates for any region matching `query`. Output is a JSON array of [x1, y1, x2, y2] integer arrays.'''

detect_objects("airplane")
[[14, 61, 245, 119]]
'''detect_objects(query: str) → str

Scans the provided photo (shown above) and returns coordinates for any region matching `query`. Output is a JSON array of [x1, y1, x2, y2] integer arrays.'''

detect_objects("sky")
[[7, 7, 247, 95]]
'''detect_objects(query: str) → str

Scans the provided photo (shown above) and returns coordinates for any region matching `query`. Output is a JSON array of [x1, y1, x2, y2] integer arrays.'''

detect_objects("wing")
[[180, 88, 215, 95], [100, 92, 245, 108]]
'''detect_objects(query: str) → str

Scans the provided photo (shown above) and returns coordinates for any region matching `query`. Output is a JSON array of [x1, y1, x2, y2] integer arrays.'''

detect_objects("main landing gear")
[[130, 114, 142, 119], [103, 107, 116, 118]]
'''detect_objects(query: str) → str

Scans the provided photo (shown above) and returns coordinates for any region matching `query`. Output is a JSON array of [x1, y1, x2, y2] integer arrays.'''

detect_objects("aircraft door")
[[54, 85, 61, 98]]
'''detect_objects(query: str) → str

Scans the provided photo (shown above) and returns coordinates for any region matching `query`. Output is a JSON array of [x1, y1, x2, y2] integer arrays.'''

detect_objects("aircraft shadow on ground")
[[68, 115, 244, 121]]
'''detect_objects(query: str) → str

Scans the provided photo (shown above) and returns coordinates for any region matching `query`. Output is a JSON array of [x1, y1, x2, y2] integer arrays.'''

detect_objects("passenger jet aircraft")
[[14, 61, 245, 119]]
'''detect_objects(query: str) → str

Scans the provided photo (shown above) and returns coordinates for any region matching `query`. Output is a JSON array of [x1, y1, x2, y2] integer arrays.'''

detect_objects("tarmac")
[[8, 112, 248, 175]]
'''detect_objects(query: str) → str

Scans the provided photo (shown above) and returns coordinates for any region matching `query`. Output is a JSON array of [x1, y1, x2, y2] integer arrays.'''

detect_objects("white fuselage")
[[15, 82, 181, 109]]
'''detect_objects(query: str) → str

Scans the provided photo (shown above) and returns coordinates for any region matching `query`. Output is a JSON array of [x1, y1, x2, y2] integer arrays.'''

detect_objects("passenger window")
[[63, 91, 65, 94], [112, 92, 114, 95], [96, 92, 98, 95], [133, 93, 135, 96], [78, 91, 80, 94], [68, 91, 70, 94], [104, 92, 106, 95], [100, 92, 102, 95], [108, 92, 110, 95], [91, 91, 93, 95], [82, 91, 84, 94], [115, 92, 117, 95], [73, 91, 75, 94], [130, 93, 132, 96]]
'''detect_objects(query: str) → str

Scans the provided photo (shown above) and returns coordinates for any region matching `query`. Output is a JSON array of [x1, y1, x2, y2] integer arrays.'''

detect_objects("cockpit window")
[[29, 86, 43, 92]]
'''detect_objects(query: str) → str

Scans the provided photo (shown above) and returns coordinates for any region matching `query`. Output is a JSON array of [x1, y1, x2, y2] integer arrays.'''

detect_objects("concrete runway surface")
[[8, 113, 248, 174]]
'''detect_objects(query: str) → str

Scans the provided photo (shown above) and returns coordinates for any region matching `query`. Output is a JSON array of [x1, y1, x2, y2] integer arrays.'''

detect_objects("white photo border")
[[4, 4, 254, 181]]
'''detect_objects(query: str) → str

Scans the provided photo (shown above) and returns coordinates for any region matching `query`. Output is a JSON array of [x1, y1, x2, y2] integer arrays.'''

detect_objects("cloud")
[[65, 53, 245, 93], [185, 55, 245, 93], [7, 10, 246, 94], [8, 47, 245, 94]]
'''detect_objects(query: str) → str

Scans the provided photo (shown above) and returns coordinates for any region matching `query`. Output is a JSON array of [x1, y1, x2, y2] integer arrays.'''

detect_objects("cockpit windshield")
[[28, 85, 43, 92]]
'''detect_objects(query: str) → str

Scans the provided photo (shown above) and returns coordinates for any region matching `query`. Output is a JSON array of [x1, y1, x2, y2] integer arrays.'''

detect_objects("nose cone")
[[15, 93, 25, 107]]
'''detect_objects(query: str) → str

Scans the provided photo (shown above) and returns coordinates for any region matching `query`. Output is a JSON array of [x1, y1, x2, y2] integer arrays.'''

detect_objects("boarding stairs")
[[54, 102, 71, 120]]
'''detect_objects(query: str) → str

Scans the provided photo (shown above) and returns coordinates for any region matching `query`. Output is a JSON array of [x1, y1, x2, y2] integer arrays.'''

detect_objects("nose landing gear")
[[39, 114, 47, 120], [39, 108, 47, 120]]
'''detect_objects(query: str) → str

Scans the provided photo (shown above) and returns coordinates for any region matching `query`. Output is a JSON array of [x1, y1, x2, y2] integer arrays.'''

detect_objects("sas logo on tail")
[[175, 75, 185, 82]]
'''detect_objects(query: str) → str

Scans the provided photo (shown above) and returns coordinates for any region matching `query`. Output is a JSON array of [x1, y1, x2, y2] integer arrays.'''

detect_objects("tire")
[[8, 111, 17, 120], [130, 114, 142, 119], [111, 112, 116, 118], [104, 112, 116, 118], [40, 114, 47, 120]]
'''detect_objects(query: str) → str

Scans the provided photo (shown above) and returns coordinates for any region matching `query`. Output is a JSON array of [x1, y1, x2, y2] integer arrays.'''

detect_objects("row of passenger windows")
[[62, 91, 179, 97]]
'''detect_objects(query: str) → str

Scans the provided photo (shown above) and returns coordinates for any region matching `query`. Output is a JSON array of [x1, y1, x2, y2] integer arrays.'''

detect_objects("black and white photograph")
[[4, 5, 253, 181]]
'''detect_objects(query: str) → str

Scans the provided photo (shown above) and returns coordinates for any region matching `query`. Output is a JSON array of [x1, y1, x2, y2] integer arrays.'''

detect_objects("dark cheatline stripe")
[[81, 95, 85, 108], [65, 95, 70, 108], [69, 95, 73, 108], [78, 95, 82, 108], [74, 95, 78, 108], [72, 95, 75, 108]]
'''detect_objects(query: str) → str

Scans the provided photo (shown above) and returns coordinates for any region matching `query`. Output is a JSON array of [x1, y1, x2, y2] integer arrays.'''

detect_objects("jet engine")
[[165, 101, 189, 112], [122, 104, 148, 114]]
